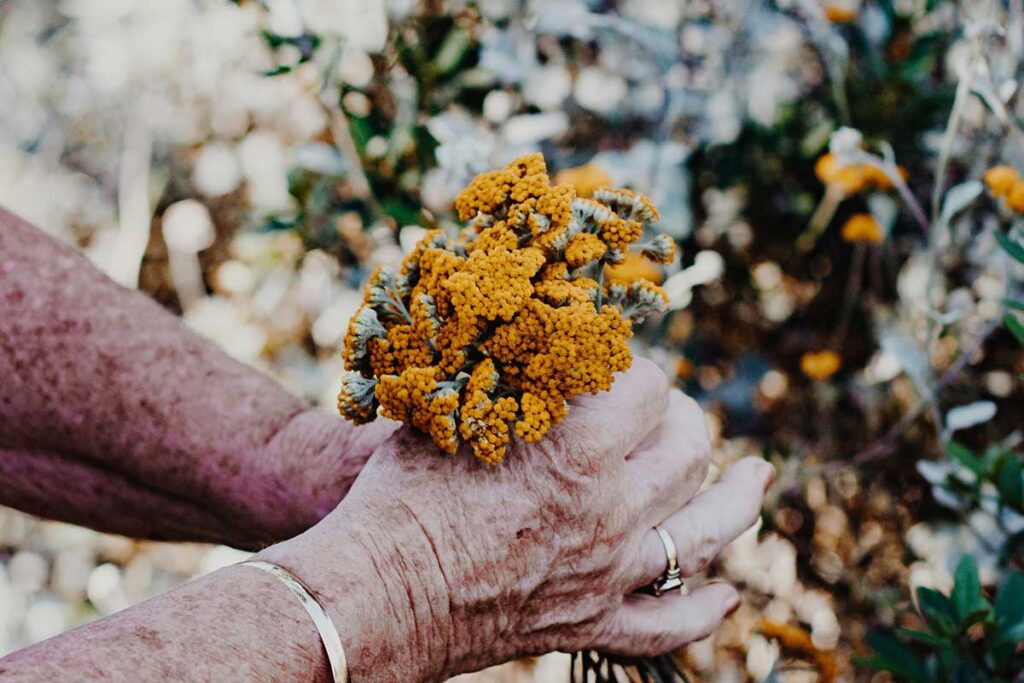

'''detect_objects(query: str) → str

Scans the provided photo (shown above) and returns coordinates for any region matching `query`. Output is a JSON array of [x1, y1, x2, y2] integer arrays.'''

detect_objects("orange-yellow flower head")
[[990, 168, 1024, 213], [840, 213, 884, 244], [815, 153, 905, 197], [984, 166, 1021, 198], [800, 350, 842, 381], [338, 154, 670, 464], [1008, 182, 1024, 213], [823, 3, 857, 22]]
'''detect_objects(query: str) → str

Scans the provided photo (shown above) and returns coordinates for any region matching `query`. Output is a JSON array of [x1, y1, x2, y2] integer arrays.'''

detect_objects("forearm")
[[0, 208, 378, 548], [0, 510, 440, 683]]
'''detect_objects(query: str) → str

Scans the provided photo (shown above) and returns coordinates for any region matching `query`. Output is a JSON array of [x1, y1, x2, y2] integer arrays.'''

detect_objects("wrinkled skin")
[[0, 209, 404, 547], [265, 358, 773, 682], [0, 359, 770, 683]]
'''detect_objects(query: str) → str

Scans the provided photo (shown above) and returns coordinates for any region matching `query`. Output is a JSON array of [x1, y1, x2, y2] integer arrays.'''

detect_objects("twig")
[[930, 46, 977, 226], [316, 43, 388, 224], [797, 184, 844, 252], [830, 241, 866, 348]]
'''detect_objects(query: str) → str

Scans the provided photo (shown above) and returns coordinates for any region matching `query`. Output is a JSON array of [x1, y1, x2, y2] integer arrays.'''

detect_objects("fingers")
[[625, 390, 711, 524], [557, 357, 670, 462], [633, 456, 773, 587], [595, 583, 740, 656]]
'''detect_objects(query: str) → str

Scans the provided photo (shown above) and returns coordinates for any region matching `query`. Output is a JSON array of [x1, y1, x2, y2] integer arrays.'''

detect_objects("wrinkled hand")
[[269, 359, 772, 682]]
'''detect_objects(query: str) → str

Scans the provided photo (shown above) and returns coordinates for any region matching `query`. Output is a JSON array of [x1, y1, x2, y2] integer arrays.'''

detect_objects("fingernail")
[[725, 594, 741, 617], [762, 463, 776, 490]]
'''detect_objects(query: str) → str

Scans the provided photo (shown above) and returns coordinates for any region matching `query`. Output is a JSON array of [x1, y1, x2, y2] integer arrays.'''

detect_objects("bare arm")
[[0, 208, 396, 549], [0, 362, 768, 683], [0, 512, 419, 683]]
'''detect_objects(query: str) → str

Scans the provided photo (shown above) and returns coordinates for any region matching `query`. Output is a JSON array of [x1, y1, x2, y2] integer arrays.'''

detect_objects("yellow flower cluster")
[[338, 154, 675, 463], [984, 165, 1024, 212]]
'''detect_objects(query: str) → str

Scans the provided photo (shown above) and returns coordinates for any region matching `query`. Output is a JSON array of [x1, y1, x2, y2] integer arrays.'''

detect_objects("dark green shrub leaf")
[[948, 441, 986, 477], [917, 587, 958, 635], [896, 627, 947, 646], [996, 457, 1024, 509], [1005, 314, 1024, 346], [952, 556, 990, 626], [859, 631, 930, 682], [993, 572, 1024, 648]]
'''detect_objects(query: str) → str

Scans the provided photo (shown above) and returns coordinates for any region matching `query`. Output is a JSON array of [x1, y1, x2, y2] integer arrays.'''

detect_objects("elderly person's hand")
[[0, 358, 770, 681], [261, 358, 773, 682]]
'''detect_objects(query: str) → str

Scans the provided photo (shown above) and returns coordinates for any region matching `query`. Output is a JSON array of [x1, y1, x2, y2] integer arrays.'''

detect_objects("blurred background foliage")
[[1, 0, 1024, 680]]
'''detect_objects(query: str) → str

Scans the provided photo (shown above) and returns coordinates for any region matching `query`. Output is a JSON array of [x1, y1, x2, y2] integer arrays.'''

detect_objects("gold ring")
[[651, 525, 685, 596]]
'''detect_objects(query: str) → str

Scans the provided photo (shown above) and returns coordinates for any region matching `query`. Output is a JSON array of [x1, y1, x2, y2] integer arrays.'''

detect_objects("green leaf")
[[432, 27, 472, 76], [993, 572, 1024, 648], [952, 556, 990, 627], [1005, 314, 1024, 346], [896, 627, 948, 646], [995, 231, 1024, 265], [860, 631, 930, 682], [951, 659, 983, 683], [917, 587, 958, 635], [997, 457, 1024, 509], [992, 620, 1024, 648], [262, 65, 293, 77], [1005, 299, 1024, 312], [995, 573, 1024, 621], [948, 441, 986, 476]]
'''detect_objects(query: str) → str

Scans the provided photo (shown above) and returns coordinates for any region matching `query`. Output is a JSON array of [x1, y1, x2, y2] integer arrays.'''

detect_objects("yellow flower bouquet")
[[338, 153, 675, 465]]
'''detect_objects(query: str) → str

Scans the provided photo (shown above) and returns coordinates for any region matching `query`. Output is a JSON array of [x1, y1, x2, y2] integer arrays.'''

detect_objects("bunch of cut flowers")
[[338, 154, 685, 680], [338, 154, 675, 465]]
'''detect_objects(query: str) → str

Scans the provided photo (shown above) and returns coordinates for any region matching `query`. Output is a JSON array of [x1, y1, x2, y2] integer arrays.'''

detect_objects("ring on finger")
[[651, 525, 686, 596]]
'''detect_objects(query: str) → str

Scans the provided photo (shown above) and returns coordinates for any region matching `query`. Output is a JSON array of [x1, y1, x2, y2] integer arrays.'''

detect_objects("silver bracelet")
[[240, 560, 349, 683]]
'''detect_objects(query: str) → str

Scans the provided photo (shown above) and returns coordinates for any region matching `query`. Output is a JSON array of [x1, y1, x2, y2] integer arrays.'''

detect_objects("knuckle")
[[684, 451, 711, 490], [628, 357, 669, 398], [682, 529, 720, 575], [696, 540, 719, 572]]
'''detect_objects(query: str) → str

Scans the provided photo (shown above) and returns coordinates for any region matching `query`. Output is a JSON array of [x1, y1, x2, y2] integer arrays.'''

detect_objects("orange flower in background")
[[758, 620, 838, 683], [823, 3, 857, 23], [801, 350, 842, 380], [815, 153, 905, 196], [674, 356, 694, 381], [984, 165, 1021, 198], [338, 154, 675, 464], [840, 213, 883, 244], [815, 153, 868, 195], [554, 163, 614, 198], [1007, 181, 1024, 213]]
